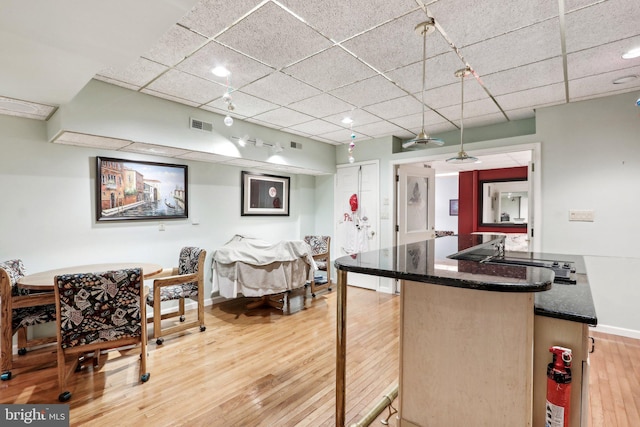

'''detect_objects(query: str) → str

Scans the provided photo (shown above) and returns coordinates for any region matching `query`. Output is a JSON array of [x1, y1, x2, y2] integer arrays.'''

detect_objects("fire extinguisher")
[[546, 346, 572, 427]]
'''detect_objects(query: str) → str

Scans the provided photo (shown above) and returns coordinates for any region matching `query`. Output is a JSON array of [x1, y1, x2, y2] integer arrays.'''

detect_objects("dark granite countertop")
[[334, 234, 597, 325]]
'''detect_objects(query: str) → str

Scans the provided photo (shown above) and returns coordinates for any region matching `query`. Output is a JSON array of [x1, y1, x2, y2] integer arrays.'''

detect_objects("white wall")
[[435, 175, 459, 233], [0, 115, 318, 303], [536, 91, 640, 337]]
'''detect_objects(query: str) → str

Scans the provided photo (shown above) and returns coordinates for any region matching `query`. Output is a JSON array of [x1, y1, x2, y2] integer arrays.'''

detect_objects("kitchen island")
[[334, 234, 597, 427]]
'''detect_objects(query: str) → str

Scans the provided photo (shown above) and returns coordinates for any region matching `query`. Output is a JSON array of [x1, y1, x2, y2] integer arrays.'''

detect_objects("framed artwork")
[[96, 157, 188, 221], [241, 171, 290, 216], [449, 199, 459, 216]]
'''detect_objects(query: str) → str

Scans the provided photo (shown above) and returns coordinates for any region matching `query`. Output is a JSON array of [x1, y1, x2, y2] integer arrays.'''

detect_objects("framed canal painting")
[[241, 171, 290, 216], [96, 157, 188, 221]]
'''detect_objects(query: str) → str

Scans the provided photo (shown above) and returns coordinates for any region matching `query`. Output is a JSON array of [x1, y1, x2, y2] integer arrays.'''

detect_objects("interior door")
[[334, 162, 379, 290], [397, 164, 436, 245]]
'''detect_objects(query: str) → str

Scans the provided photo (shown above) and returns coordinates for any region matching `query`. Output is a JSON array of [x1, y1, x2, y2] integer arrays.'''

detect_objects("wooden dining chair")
[[1, 259, 57, 381], [304, 236, 332, 297], [146, 247, 206, 345], [54, 268, 150, 402]]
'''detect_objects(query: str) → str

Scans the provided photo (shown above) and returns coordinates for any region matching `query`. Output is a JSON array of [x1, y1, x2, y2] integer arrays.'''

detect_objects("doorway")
[[334, 161, 380, 290], [393, 144, 540, 252]]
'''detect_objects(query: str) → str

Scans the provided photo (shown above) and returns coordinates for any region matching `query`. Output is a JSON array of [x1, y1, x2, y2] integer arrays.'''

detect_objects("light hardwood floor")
[[0, 286, 637, 427]]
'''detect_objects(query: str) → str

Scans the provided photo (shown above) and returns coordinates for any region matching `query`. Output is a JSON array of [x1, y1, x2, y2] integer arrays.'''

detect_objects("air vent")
[[190, 117, 213, 132], [290, 141, 303, 149]]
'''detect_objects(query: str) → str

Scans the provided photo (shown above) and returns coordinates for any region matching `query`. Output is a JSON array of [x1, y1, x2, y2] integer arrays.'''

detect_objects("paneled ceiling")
[[1, 0, 640, 149]]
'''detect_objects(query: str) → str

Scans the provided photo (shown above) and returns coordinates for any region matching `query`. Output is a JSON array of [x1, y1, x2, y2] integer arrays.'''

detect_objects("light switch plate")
[[569, 210, 595, 222]]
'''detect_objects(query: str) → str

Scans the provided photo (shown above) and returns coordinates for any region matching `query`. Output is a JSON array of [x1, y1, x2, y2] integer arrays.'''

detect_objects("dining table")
[[18, 262, 164, 292]]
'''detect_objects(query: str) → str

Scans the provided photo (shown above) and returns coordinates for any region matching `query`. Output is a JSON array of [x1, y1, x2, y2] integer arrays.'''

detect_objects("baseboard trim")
[[590, 324, 640, 340]]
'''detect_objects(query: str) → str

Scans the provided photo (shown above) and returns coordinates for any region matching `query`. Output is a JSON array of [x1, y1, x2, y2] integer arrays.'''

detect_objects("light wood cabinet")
[[398, 280, 535, 426]]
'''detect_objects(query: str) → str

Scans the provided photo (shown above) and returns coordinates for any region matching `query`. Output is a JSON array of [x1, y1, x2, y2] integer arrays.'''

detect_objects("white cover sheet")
[[213, 235, 315, 298]]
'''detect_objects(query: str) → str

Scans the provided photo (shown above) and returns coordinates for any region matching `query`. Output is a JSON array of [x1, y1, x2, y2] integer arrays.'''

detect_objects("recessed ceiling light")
[[612, 75, 638, 84], [622, 47, 640, 59], [211, 66, 230, 77], [341, 117, 353, 125]]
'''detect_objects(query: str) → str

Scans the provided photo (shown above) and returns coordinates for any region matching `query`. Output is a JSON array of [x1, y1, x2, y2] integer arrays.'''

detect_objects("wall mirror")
[[480, 179, 528, 226]]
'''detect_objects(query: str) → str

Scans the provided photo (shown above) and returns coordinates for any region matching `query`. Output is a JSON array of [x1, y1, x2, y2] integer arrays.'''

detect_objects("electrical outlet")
[[569, 210, 595, 222], [159, 223, 165, 231]]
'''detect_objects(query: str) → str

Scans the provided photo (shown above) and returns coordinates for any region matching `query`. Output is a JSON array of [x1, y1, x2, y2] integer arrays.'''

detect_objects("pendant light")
[[402, 18, 444, 149], [446, 66, 480, 164]]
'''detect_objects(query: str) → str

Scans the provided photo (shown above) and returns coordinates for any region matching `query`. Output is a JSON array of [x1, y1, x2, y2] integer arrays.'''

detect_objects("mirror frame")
[[478, 177, 528, 228]]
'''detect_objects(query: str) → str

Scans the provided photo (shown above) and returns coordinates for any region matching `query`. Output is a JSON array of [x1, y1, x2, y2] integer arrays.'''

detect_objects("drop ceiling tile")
[[428, 0, 558, 47], [177, 41, 274, 88], [495, 83, 566, 111], [179, 0, 263, 38], [437, 97, 501, 121], [120, 142, 191, 157], [241, 72, 321, 106], [97, 58, 168, 89], [278, 0, 419, 43], [204, 90, 278, 117], [565, 0, 640, 53], [143, 25, 207, 67], [284, 128, 312, 138], [288, 93, 354, 118], [461, 19, 562, 76], [428, 121, 457, 135], [283, 47, 377, 91], [143, 69, 224, 105], [251, 107, 314, 128], [481, 57, 564, 96], [421, 80, 487, 109], [323, 108, 381, 127], [354, 120, 405, 138], [565, 0, 602, 12], [363, 95, 423, 119], [286, 119, 343, 135], [52, 131, 132, 149], [567, 36, 640, 80], [320, 128, 372, 143], [216, 2, 332, 69], [342, 10, 451, 73], [390, 110, 449, 131], [463, 112, 510, 129], [330, 75, 408, 107], [569, 64, 640, 101], [387, 52, 466, 94], [0, 96, 55, 120]]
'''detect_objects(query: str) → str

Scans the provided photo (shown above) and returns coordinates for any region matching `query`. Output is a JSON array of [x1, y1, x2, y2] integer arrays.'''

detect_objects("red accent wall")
[[458, 166, 528, 234]]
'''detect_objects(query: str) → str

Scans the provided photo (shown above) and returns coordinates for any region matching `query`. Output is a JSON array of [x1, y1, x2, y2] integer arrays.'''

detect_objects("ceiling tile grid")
[[143, 24, 207, 67], [278, 0, 421, 43], [176, 40, 275, 88], [282, 46, 377, 92], [143, 69, 225, 105], [215, 2, 333, 70], [97, 58, 169, 89], [4, 0, 640, 151]]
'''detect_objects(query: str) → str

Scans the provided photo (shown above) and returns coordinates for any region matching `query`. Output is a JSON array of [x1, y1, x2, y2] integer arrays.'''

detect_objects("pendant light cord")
[[460, 72, 464, 152], [420, 28, 427, 131]]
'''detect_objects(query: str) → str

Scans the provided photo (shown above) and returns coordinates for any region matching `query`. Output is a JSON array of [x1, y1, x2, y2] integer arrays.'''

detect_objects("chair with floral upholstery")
[[146, 247, 206, 345], [304, 236, 332, 297], [1, 259, 57, 381], [54, 268, 150, 402]]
